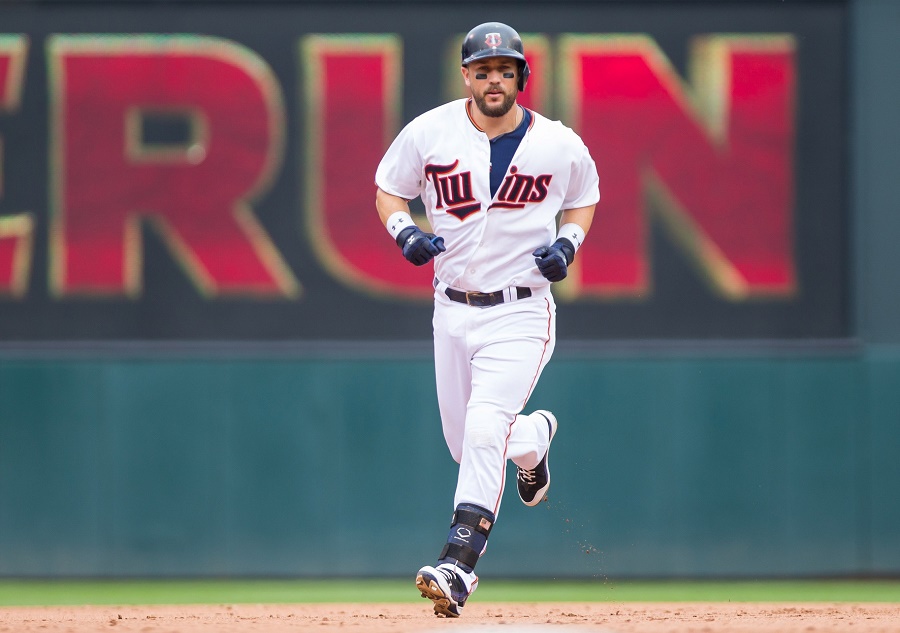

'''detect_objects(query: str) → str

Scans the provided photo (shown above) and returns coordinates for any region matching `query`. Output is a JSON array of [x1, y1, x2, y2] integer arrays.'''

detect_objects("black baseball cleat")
[[516, 410, 558, 506], [415, 564, 475, 617]]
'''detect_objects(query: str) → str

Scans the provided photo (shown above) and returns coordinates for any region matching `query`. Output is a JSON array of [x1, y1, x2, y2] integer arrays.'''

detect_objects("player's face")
[[463, 57, 519, 118]]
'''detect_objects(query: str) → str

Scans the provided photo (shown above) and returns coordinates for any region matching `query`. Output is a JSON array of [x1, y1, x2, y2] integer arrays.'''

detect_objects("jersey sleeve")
[[562, 138, 601, 210], [374, 119, 424, 200]]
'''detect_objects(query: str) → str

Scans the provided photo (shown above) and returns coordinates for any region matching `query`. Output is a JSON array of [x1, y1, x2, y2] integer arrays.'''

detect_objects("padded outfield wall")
[[0, 0, 898, 577]]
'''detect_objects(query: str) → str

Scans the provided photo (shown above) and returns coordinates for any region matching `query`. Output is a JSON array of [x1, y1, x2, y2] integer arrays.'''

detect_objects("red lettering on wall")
[[48, 35, 298, 297], [0, 35, 33, 298], [303, 35, 435, 299], [516, 35, 549, 114], [560, 35, 797, 300]]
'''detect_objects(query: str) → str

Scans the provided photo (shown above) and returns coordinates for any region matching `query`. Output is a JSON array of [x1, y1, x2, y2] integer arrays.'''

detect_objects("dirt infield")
[[1, 602, 898, 632]]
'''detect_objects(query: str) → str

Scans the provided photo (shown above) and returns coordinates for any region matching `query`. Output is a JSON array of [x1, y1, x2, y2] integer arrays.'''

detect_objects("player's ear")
[[461, 65, 471, 88]]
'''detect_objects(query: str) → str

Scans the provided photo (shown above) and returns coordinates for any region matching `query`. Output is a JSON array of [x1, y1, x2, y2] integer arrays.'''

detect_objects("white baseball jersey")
[[375, 98, 600, 293]]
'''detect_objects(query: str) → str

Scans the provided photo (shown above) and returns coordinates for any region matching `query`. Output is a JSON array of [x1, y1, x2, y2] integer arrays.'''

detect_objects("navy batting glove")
[[396, 226, 446, 266], [533, 238, 575, 282]]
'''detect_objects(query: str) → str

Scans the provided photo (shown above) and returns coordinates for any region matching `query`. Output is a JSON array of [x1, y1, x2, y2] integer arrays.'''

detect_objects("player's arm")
[[376, 188, 412, 226], [376, 187, 446, 266], [559, 204, 595, 237], [533, 203, 596, 282]]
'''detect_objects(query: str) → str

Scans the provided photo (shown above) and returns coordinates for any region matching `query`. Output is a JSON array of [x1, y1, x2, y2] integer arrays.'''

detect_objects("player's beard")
[[473, 87, 517, 118]]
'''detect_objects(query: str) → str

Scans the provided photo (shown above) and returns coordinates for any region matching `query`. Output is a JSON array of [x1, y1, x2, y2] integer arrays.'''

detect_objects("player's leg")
[[419, 294, 482, 617], [511, 409, 558, 506], [507, 410, 554, 470], [453, 293, 557, 514], [432, 293, 473, 463], [415, 501, 491, 617], [497, 295, 558, 505], [418, 294, 553, 616]]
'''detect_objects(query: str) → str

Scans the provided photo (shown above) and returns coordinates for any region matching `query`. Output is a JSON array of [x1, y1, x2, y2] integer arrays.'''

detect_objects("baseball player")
[[375, 21, 599, 617]]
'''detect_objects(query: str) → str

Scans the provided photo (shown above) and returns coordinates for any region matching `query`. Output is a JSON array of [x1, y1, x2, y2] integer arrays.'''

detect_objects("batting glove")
[[396, 226, 446, 266], [533, 238, 575, 282]]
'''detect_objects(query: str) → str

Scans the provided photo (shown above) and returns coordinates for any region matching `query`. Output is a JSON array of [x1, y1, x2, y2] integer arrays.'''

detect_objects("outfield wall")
[[1, 0, 899, 577], [1, 352, 899, 578]]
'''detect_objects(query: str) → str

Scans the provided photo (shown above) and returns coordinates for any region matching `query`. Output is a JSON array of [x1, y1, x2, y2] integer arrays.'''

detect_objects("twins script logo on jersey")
[[425, 160, 481, 220], [491, 166, 553, 210], [426, 161, 553, 218]]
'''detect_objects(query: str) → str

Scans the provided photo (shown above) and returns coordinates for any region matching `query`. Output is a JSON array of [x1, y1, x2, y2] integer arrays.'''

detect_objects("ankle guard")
[[438, 503, 495, 571]]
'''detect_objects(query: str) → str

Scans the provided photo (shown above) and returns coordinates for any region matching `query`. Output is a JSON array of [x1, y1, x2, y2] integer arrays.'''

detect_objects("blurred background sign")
[[0, 1, 847, 341]]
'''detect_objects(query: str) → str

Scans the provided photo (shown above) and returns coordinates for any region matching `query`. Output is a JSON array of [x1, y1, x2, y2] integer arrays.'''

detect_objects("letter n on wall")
[[559, 34, 797, 301]]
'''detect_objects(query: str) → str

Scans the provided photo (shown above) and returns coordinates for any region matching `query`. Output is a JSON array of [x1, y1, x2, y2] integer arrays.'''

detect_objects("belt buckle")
[[466, 291, 497, 307]]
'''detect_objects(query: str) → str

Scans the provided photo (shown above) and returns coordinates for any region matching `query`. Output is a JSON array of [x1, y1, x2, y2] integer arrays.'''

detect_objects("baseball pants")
[[432, 284, 557, 516]]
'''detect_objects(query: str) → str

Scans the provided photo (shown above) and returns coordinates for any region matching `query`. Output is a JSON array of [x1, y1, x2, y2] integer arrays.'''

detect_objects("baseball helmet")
[[461, 22, 530, 91]]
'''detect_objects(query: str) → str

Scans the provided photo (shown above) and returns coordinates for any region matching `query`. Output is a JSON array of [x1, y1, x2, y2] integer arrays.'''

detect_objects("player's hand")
[[396, 226, 446, 266], [533, 238, 575, 282]]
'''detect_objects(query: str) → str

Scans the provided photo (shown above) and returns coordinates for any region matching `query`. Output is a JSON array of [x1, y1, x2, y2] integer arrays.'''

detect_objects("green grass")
[[0, 578, 898, 606]]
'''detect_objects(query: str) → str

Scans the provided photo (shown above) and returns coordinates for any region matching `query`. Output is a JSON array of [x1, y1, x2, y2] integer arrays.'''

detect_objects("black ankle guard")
[[439, 504, 495, 569]]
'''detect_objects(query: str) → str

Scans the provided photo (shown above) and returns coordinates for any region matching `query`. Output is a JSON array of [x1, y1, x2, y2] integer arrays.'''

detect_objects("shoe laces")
[[517, 465, 537, 484]]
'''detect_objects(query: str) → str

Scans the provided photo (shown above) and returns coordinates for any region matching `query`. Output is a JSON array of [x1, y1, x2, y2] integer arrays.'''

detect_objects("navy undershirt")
[[489, 106, 532, 198]]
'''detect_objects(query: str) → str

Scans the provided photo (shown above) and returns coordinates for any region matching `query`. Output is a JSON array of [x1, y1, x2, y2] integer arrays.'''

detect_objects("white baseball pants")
[[432, 284, 557, 517]]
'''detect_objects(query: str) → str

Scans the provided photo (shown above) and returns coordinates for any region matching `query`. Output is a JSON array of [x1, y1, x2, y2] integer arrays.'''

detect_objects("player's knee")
[[463, 408, 508, 449], [465, 425, 496, 449]]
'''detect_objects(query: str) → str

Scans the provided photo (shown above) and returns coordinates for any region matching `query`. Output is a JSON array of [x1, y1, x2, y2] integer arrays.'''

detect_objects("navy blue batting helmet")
[[461, 22, 530, 91]]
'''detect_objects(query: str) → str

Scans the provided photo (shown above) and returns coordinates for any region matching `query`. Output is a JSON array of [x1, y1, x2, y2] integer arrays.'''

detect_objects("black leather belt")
[[444, 286, 532, 307]]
